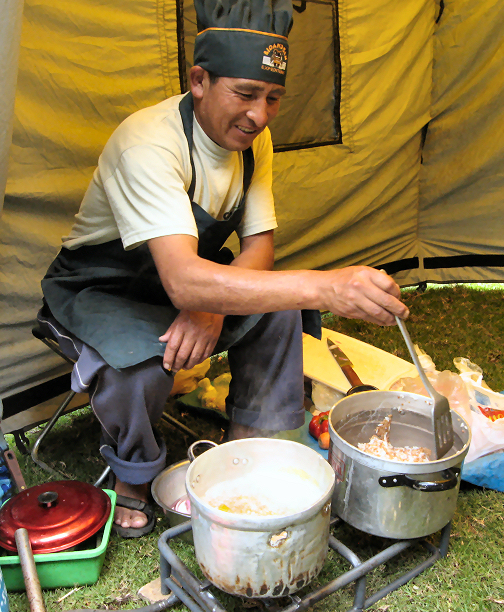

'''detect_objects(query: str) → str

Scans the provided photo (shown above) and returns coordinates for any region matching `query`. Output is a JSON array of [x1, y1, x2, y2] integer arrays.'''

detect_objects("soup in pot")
[[203, 468, 323, 516]]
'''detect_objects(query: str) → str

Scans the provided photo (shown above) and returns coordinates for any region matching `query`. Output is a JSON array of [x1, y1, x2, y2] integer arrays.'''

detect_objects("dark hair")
[[207, 70, 220, 84]]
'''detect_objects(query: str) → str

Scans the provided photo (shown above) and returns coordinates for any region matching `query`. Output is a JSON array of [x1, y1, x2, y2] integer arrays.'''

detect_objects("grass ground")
[[4, 284, 504, 612]]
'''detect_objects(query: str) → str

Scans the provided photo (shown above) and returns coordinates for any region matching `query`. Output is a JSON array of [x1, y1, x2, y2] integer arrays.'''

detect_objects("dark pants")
[[37, 310, 305, 485]]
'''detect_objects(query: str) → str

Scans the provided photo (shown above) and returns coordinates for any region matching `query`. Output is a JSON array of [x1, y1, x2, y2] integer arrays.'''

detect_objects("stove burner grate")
[[157, 518, 451, 612]]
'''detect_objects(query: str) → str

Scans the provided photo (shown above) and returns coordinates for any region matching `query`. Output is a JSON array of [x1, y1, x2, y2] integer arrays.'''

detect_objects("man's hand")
[[323, 267, 408, 326], [159, 310, 224, 373]]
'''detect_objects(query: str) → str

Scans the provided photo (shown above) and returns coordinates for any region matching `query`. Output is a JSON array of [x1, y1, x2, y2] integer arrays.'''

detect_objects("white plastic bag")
[[390, 346, 472, 426], [390, 352, 504, 464], [311, 380, 344, 412], [453, 358, 504, 463]]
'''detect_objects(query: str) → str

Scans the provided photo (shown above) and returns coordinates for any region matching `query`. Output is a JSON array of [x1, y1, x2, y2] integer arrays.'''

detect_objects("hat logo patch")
[[262, 43, 287, 75]]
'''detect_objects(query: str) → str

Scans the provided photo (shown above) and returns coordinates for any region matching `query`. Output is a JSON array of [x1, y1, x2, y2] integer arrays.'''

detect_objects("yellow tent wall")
[[414, 0, 504, 285], [1, 0, 504, 403]]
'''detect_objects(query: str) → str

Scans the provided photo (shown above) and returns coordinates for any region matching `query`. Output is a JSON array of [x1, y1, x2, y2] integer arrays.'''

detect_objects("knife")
[[326, 338, 378, 394]]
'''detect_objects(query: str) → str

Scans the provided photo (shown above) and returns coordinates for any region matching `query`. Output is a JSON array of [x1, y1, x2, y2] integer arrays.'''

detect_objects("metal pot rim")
[[329, 390, 471, 473], [151, 458, 190, 514], [187, 489, 332, 531], [186, 438, 335, 530]]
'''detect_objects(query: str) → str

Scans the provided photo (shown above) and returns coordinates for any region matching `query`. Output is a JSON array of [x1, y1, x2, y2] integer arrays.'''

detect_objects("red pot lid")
[[0, 480, 111, 553]]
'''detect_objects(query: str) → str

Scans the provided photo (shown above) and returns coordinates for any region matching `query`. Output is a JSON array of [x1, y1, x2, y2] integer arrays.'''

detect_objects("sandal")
[[112, 495, 157, 538], [106, 471, 157, 538]]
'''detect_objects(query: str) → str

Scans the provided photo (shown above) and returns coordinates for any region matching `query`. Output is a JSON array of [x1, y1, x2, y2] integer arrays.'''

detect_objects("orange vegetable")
[[318, 432, 330, 450]]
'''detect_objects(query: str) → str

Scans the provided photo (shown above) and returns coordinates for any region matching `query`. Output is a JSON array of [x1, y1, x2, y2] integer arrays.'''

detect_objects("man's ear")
[[190, 66, 207, 100]]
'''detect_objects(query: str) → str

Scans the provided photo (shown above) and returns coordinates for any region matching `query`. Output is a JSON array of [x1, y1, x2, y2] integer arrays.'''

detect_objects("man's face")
[[191, 71, 286, 151]]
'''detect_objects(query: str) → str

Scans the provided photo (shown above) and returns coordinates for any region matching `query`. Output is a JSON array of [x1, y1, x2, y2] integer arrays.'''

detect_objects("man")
[[38, 0, 408, 537]]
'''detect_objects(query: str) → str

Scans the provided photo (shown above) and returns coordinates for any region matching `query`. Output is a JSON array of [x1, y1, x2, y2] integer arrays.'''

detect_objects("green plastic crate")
[[0, 489, 116, 591]]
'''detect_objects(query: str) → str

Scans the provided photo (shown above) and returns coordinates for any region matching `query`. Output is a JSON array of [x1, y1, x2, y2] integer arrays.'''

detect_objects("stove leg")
[[350, 575, 366, 612], [154, 521, 454, 612], [439, 521, 452, 558], [163, 576, 207, 612], [160, 554, 171, 596], [362, 524, 452, 610]]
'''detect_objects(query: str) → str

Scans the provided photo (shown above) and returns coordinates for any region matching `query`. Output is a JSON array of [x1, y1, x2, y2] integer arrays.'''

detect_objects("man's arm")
[[149, 234, 409, 324], [231, 230, 275, 271], [158, 231, 274, 372]]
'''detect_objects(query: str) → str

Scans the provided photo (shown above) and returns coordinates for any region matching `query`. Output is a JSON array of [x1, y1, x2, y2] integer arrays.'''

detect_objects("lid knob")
[[38, 491, 58, 508]]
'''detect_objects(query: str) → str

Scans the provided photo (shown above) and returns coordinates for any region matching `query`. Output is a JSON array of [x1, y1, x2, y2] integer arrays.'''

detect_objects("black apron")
[[42, 93, 321, 370]]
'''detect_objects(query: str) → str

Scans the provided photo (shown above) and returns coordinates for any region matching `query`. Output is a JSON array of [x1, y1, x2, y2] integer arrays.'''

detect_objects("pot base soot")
[[186, 438, 335, 598]]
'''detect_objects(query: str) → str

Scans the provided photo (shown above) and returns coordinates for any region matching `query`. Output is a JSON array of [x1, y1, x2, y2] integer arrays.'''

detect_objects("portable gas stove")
[[156, 517, 451, 612]]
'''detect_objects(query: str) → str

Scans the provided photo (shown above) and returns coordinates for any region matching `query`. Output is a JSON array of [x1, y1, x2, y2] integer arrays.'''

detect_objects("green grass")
[[323, 284, 504, 391], [4, 284, 504, 612]]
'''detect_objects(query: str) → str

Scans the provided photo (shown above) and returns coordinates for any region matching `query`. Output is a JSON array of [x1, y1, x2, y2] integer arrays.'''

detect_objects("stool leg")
[[12, 432, 30, 455], [31, 389, 76, 476], [33, 319, 111, 485], [93, 465, 111, 487]]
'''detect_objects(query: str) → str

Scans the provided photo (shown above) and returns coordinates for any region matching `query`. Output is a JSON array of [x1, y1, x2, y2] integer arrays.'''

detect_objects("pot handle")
[[187, 440, 218, 463], [378, 468, 460, 492]]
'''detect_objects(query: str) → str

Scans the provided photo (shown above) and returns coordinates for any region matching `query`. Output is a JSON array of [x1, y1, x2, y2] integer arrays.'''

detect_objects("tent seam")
[[336, 0, 356, 153], [156, 0, 178, 99], [416, 1, 437, 283]]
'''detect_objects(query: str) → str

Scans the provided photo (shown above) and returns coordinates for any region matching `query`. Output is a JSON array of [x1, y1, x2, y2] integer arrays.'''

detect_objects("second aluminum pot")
[[328, 390, 471, 539], [151, 459, 192, 543], [186, 438, 335, 598]]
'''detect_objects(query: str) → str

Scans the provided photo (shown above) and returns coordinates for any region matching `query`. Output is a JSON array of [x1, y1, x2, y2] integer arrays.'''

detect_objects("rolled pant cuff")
[[100, 439, 167, 485], [226, 403, 305, 432]]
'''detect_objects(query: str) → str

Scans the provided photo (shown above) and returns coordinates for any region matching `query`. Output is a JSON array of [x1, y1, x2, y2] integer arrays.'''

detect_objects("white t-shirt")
[[63, 94, 277, 250]]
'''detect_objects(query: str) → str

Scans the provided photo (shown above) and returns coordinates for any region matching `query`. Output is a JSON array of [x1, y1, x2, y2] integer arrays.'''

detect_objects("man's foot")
[[226, 423, 276, 440], [114, 480, 150, 529], [111, 479, 156, 538]]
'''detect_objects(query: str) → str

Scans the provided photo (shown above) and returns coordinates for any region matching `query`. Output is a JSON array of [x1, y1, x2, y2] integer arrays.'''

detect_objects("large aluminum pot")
[[186, 438, 335, 598], [328, 390, 470, 539]]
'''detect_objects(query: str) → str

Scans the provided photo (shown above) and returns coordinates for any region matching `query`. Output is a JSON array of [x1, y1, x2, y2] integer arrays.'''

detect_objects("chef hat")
[[193, 0, 293, 86]]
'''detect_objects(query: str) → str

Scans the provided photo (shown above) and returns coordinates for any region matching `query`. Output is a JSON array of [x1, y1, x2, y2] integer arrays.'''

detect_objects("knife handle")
[[340, 365, 364, 388]]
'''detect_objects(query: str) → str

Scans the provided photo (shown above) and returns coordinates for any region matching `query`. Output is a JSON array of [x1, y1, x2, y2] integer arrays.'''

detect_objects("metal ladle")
[[395, 316, 454, 459]]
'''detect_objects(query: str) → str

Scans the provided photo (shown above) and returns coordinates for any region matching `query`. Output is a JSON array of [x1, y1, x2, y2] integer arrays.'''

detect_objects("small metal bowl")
[[151, 459, 192, 543]]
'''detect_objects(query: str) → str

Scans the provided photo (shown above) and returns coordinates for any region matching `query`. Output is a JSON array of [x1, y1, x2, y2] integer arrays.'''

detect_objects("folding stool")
[[30, 320, 201, 484], [31, 322, 110, 486]]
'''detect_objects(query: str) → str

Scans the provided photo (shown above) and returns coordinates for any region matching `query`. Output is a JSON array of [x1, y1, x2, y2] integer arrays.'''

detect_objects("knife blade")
[[326, 339, 365, 389]]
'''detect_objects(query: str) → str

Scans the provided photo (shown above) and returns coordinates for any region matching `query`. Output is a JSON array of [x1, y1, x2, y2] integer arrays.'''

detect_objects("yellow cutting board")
[[303, 328, 419, 393]]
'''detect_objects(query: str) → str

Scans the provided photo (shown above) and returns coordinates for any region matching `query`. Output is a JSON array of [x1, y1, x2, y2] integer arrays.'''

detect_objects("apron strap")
[[179, 93, 198, 202], [242, 147, 255, 201], [178, 92, 255, 205]]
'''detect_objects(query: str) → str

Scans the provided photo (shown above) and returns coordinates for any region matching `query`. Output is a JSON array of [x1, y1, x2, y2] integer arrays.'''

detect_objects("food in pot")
[[215, 497, 278, 515], [203, 469, 323, 516], [357, 415, 432, 462], [374, 413, 392, 442], [357, 437, 431, 462]]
